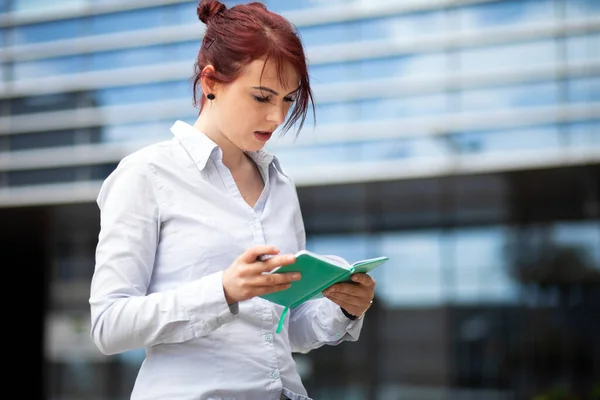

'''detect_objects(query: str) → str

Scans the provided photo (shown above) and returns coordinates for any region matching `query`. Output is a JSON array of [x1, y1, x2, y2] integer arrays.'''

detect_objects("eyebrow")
[[252, 86, 299, 96]]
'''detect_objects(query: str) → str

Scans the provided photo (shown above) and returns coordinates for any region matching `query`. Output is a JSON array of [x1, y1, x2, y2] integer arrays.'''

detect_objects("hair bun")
[[197, 0, 226, 24]]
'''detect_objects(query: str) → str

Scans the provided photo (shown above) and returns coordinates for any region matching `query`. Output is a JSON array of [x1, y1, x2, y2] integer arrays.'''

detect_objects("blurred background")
[[0, 0, 599, 399]]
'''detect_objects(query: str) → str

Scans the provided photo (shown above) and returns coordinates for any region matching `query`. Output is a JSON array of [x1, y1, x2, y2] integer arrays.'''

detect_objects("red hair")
[[193, 0, 315, 135]]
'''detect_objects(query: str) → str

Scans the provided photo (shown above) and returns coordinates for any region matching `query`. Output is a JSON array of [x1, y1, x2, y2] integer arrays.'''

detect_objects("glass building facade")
[[0, 0, 598, 399]]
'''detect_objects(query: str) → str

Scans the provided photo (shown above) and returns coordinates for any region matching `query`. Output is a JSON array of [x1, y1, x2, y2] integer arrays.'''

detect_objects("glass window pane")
[[451, 227, 517, 304], [172, 40, 200, 62], [10, 130, 77, 151], [552, 221, 600, 269], [358, 53, 447, 80], [8, 167, 78, 187], [565, 0, 600, 18], [451, 125, 562, 154], [309, 63, 352, 85], [566, 34, 600, 62], [567, 121, 600, 148], [13, 55, 85, 80], [90, 45, 171, 71], [10, 92, 80, 115], [460, 40, 556, 73], [100, 120, 175, 143], [457, 0, 556, 32], [378, 230, 445, 307], [11, 0, 87, 13], [310, 101, 358, 125], [94, 80, 191, 107], [459, 82, 559, 112], [12, 19, 82, 45], [360, 11, 448, 42], [359, 93, 448, 120], [567, 77, 600, 103], [298, 22, 358, 47], [90, 7, 166, 36]]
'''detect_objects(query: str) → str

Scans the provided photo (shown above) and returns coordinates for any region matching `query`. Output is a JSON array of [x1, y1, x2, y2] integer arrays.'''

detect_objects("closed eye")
[[253, 95, 270, 103]]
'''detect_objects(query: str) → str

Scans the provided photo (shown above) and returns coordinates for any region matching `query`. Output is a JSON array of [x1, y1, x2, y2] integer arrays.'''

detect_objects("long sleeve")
[[89, 154, 236, 356]]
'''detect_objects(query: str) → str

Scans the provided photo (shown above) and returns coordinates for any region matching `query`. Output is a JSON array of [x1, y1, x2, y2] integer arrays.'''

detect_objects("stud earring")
[[207, 93, 215, 100]]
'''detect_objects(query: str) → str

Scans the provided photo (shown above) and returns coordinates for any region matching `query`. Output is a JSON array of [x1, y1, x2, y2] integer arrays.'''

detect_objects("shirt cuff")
[[318, 299, 364, 341], [179, 270, 238, 337]]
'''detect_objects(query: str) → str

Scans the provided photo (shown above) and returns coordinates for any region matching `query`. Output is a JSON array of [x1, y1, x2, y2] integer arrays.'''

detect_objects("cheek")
[[219, 99, 259, 133]]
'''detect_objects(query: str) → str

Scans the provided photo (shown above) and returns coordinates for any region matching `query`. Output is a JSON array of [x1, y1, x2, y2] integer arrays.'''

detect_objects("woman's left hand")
[[322, 273, 375, 318]]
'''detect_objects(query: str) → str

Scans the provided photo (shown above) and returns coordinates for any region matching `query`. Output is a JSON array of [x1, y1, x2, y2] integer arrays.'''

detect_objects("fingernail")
[[292, 273, 301, 280], [352, 275, 359, 282]]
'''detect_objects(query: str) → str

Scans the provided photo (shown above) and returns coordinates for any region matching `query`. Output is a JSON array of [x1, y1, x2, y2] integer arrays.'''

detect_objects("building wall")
[[0, 0, 598, 399]]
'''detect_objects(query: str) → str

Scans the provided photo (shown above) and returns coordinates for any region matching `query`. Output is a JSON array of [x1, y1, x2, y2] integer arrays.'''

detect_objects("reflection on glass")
[[379, 230, 445, 307], [458, 82, 559, 112], [12, 19, 82, 45], [359, 53, 447, 81], [9, 92, 80, 115], [94, 80, 190, 107], [457, 0, 556, 31], [310, 54, 447, 85], [567, 77, 600, 103], [100, 120, 176, 143], [360, 10, 448, 42], [13, 55, 85, 80], [90, 7, 166, 36], [8, 167, 78, 187], [309, 102, 358, 124], [552, 220, 600, 269], [272, 142, 351, 167], [298, 22, 357, 47], [566, 34, 600, 62], [359, 93, 448, 120], [10, 130, 77, 151], [460, 40, 556, 72], [309, 63, 352, 85], [11, 0, 86, 13], [90, 45, 170, 71], [306, 233, 373, 264], [451, 226, 518, 304], [451, 125, 562, 154], [567, 121, 600, 148], [565, 0, 600, 18]]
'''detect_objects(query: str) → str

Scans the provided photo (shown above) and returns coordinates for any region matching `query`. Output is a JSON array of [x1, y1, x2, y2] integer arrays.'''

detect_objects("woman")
[[89, 1, 376, 399]]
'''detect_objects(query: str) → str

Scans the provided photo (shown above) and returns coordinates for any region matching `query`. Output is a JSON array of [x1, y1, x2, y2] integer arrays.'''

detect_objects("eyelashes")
[[253, 95, 295, 104]]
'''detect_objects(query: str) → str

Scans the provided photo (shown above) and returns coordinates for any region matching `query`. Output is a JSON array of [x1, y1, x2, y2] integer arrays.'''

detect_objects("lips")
[[254, 131, 273, 142]]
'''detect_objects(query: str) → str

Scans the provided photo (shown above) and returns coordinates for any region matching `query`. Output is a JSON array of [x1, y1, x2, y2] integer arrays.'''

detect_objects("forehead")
[[238, 57, 299, 92]]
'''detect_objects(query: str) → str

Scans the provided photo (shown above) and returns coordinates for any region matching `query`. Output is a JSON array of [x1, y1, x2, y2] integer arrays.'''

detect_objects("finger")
[[255, 253, 297, 273], [350, 273, 376, 288], [239, 245, 280, 263], [248, 270, 301, 287], [256, 283, 293, 296], [322, 290, 365, 309], [326, 282, 371, 298]]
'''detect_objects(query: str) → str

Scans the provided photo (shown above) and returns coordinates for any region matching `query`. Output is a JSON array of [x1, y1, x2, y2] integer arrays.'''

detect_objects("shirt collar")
[[170, 120, 286, 176]]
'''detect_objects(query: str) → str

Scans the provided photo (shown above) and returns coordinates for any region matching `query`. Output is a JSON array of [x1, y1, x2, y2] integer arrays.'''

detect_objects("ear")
[[200, 65, 219, 97]]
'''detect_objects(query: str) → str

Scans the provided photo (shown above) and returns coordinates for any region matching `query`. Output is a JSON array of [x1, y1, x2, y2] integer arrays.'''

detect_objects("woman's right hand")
[[222, 245, 300, 305]]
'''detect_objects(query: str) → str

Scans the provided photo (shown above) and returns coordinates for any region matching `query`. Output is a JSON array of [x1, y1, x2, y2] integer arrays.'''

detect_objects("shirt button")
[[271, 370, 280, 379], [264, 333, 273, 342]]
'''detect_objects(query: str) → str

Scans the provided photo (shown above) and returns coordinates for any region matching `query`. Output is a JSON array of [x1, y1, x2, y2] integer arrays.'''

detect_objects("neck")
[[193, 114, 247, 170]]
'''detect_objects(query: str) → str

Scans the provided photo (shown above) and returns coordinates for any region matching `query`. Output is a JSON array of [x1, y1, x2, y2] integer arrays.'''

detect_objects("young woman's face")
[[213, 57, 299, 152]]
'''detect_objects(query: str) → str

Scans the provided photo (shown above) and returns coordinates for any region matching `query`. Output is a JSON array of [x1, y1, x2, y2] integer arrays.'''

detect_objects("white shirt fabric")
[[89, 120, 364, 400]]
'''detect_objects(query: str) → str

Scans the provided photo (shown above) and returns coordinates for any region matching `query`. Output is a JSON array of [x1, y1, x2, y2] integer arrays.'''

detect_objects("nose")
[[267, 103, 286, 125]]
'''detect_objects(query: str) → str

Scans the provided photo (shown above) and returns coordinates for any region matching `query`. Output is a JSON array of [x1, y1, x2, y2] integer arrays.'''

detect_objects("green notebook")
[[259, 250, 390, 333]]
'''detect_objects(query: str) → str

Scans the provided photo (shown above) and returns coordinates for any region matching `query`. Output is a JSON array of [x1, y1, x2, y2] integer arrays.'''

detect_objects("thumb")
[[239, 245, 280, 263]]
